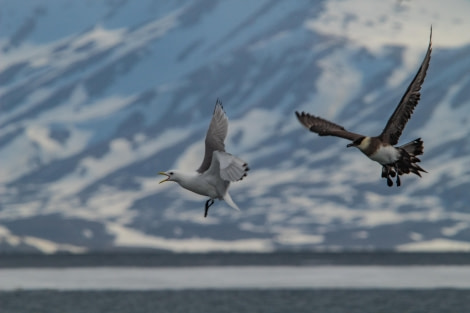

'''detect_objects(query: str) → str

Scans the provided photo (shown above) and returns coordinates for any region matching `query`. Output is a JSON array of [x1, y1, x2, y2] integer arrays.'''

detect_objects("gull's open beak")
[[159, 172, 170, 184]]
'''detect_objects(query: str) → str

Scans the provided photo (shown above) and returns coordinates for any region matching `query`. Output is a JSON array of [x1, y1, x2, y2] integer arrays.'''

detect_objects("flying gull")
[[295, 27, 432, 187], [159, 99, 249, 217]]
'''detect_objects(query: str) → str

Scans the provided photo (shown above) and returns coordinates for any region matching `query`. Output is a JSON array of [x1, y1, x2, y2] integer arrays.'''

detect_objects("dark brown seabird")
[[295, 27, 432, 187]]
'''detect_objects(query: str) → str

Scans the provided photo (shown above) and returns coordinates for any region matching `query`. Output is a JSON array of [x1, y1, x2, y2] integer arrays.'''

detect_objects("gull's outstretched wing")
[[379, 27, 432, 145], [215, 151, 249, 182], [203, 151, 249, 185], [295, 111, 363, 141], [197, 99, 228, 173]]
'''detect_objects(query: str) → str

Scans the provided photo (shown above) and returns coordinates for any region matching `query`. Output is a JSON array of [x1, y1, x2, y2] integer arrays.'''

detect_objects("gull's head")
[[159, 170, 176, 184]]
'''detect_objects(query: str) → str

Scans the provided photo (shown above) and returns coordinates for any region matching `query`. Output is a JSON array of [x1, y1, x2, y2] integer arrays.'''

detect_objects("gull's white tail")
[[223, 191, 240, 211]]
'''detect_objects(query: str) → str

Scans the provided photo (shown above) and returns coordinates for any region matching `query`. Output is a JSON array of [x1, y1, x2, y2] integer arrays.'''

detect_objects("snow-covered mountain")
[[1, 0, 470, 253]]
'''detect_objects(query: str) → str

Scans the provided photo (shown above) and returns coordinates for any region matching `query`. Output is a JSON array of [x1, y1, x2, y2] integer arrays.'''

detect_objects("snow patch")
[[397, 238, 470, 252], [306, 0, 470, 50], [107, 223, 274, 252]]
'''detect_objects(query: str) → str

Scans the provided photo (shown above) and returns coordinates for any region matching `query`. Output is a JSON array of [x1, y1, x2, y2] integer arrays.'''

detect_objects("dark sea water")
[[1, 252, 470, 313], [1, 251, 470, 267], [2, 289, 470, 313]]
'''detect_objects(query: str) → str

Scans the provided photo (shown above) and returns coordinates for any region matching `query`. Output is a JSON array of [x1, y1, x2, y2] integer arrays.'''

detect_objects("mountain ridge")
[[1, 0, 470, 253]]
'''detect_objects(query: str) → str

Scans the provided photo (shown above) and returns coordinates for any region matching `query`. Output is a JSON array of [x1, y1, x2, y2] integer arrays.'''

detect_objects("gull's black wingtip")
[[214, 98, 224, 112]]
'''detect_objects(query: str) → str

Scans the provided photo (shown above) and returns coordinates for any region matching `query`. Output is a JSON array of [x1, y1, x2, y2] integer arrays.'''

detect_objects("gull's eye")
[[169, 172, 174, 175]]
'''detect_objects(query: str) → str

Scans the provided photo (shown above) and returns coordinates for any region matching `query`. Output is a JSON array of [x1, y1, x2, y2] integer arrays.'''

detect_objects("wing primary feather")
[[380, 27, 432, 145], [295, 111, 363, 141], [212, 151, 249, 182], [196, 99, 228, 173]]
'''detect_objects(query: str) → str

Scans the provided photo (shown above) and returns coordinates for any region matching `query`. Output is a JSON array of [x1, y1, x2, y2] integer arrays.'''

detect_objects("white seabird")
[[159, 99, 249, 217]]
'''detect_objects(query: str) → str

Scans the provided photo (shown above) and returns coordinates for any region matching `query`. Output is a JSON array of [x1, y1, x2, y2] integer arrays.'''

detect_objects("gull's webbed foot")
[[386, 176, 393, 187], [204, 199, 214, 218]]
